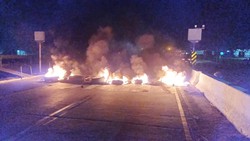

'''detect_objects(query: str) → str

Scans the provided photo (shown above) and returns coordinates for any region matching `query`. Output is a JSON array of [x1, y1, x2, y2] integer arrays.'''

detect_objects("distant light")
[[17, 50, 27, 55], [194, 25, 197, 28], [226, 50, 230, 53], [220, 52, 224, 56], [166, 47, 172, 51]]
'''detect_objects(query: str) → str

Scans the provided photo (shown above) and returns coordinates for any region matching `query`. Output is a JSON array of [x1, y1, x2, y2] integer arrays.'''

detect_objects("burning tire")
[[111, 80, 123, 85], [66, 75, 84, 84], [83, 76, 107, 84], [133, 79, 143, 85], [92, 77, 106, 84]]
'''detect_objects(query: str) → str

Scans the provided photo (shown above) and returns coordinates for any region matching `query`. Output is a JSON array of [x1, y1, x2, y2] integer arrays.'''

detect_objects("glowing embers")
[[45, 65, 68, 80], [159, 66, 189, 86], [131, 73, 149, 84]]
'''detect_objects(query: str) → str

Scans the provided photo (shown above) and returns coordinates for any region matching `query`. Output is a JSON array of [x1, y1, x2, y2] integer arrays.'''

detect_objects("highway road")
[[0, 77, 249, 141]]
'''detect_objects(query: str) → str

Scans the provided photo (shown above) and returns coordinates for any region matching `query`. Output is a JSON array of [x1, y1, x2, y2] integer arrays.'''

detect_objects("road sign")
[[188, 28, 202, 43], [188, 25, 205, 52], [190, 51, 197, 65], [34, 31, 45, 42]]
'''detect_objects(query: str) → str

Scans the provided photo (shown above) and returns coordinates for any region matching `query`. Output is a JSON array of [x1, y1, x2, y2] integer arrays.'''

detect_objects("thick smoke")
[[50, 54, 81, 75], [81, 26, 113, 76], [108, 49, 133, 79], [49, 26, 190, 80], [136, 34, 155, 50], [83, 40, 109, 76], [135, 34, 165, 79], [130, 55, 147, 76], [88, 26, 113, 45]]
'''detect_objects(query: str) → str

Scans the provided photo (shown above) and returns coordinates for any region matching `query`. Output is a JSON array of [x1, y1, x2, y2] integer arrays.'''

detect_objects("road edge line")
[[174, 87, 193, 141]]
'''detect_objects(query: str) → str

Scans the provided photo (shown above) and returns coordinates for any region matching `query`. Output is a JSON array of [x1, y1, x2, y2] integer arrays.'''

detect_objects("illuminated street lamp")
[[34, 31, 45, 73], [188, 25, 205, 51]]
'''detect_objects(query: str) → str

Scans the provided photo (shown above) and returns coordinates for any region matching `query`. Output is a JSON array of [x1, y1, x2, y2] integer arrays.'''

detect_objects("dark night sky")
[[0, 0, 249, 55]]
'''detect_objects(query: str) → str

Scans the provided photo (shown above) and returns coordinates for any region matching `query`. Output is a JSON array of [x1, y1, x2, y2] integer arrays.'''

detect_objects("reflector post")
[[190, 51, 197, 65]]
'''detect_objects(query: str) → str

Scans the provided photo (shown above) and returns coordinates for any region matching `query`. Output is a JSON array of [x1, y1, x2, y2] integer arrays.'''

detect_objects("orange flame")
[[98, 67, 110, 82], [159, 66, 189, 86], [45, 65, 67, 80], [98, 68, 128, 84]]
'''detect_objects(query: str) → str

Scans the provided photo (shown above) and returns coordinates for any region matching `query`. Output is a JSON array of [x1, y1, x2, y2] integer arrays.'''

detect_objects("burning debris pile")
[[45, 26, 189, 86], [159, 66, 189, 86]]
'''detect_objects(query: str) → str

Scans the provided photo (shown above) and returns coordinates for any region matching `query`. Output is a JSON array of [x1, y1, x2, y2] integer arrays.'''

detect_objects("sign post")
[[188, 25, 205, 65], [34, 31, 45, 73]]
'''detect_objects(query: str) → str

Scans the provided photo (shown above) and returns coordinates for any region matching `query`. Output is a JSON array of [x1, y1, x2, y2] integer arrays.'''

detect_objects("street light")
[[34, 31, 45, 73]]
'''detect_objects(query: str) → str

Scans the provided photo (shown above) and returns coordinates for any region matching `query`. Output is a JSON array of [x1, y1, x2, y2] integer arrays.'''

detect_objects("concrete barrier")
[[191, 70, 250, 137], [189, 70, 201, 86]]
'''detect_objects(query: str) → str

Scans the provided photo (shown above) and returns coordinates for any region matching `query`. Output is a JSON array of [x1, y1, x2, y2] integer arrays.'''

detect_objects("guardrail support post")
[[0, 57, 2, 68]]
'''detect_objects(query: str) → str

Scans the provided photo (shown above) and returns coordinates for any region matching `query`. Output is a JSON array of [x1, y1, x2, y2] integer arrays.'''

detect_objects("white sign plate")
[[188, 28, 202, 42], [34, 31, 45, 42]]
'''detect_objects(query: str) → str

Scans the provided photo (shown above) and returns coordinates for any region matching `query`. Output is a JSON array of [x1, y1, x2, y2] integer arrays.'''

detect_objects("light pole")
[[34, 31, 45, 73]]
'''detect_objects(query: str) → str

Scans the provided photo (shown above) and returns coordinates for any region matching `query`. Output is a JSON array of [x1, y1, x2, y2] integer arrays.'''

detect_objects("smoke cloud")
[[50, 54, 81, 76], [130, 55, 147, 76], [136, 34, 155, 50], [84, 40, 109, 76], [49, 26, 190, 80]]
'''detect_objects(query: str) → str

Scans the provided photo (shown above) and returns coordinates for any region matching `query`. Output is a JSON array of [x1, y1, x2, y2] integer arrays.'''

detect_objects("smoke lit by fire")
[[45, 26, 190, 86]]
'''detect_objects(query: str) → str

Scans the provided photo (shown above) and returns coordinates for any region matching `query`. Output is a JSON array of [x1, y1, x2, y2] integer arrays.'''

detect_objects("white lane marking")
[[173, 87, 193, 141], [41, 96, 91, 125], [42, 108, 71, 125], [7, 96, 91, 141]]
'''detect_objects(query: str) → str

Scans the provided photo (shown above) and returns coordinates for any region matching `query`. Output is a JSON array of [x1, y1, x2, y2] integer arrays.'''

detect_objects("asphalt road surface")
[[0, 77, 249, 141]]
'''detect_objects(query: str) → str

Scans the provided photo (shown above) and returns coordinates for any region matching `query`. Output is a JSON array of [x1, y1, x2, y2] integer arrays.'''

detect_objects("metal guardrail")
[[20, 65, 33, 75], [0, 55, 30, 67]]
